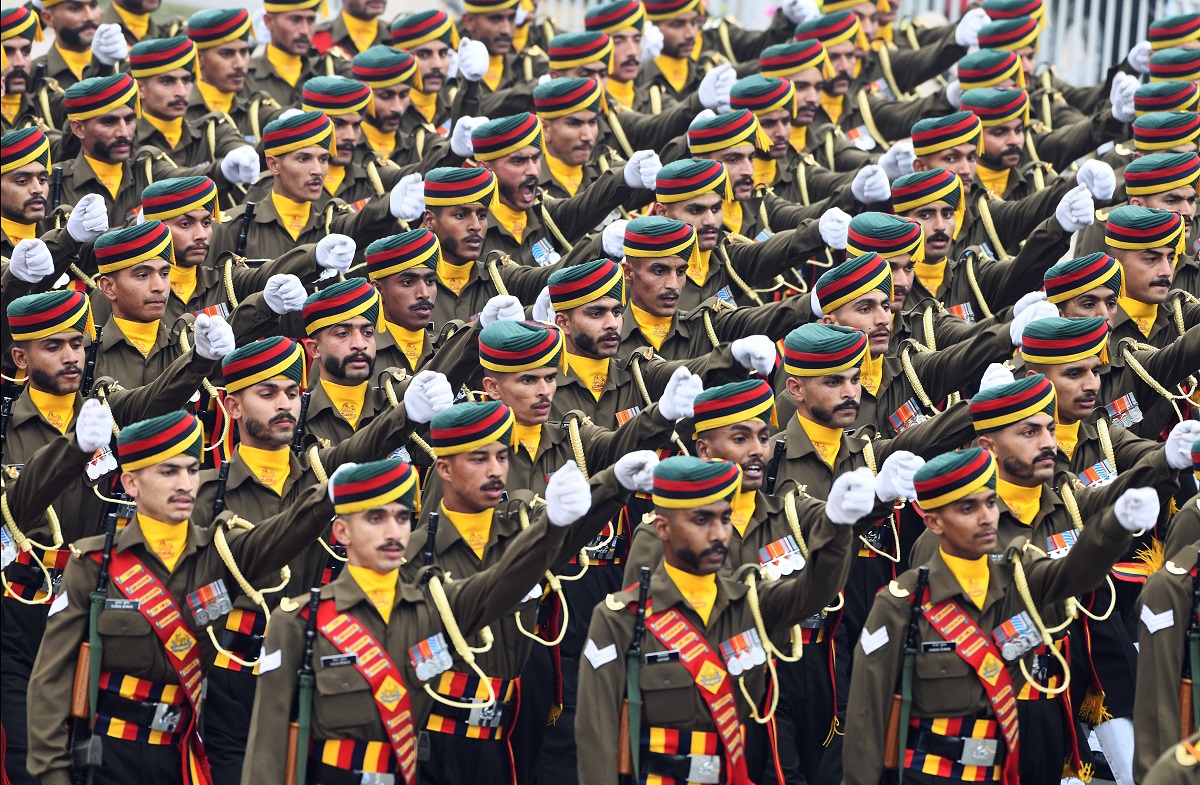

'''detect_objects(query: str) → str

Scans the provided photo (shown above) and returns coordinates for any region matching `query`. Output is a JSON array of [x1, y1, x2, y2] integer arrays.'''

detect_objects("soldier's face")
[[485, 147, 541, 211], [164, 209, 213, 267], [1030, 359, 1101, 425], [374, 269, 437, 332], [411, 42, 450, 94], [461, 10, 516, 57], [913, 145, 976, 195], [116, 0, 161, 13], [902, 202, 956, 263], [424, 203, 488, 264], [1114, 245, 1175, 304], [482, 367, 557, 426], [655, 193, 723, 250], [620, 255, 687, 318], [825, 43, 857, 96], [610, 29, 642, 83], [554, 296, 623, 359], [2, 37, 33, 94], [97, 261, 171, 322], [980, 120, 1024, 170], [785, 371, 861, 428], [658, 12, 700, 60], [226, 380, 301, 448], [267, 146, 330, 203], [787, 68, 823, 125], [1016, 46, 1035, 79], [1, 164, 49, 224], [849, 3, 878, 50], [695, 421, 771, 492], [978, 413, 1057, 487], [1058, 285, 1119, 328], [138, 70, 193, 122], [343, 0, 386, 20], [124, 456, 200, 526], [371, 85, 410, 133], [756, 110, 793, 159], [330, 114, 363, 166], [436, 445, 510, 513], [823, 291, 892, 356], [307, 317, 377, 383], [886, 254, 915, 313], [334, 502, 413, 572], [654, 500, 732, 575], [42, 0, 101, 50], [543, 111, 598, 167], [198, 42, 250, 94], [923, 490, 999, 560], [71, 107, 137, 164], [1132, 185, 1198, 220], [704, 144, 755, 201], [265, 10, 316, 55], [552, 62, 609, 89], [10, 332, 85, 396]]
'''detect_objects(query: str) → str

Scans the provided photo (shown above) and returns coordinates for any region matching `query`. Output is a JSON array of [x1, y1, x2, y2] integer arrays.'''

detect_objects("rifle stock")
[[291, 391, 310, 455], [236, 201, 256, 257], [885, 565, 929, 774], [1181, 678, 1194, 739], [70, 644, 91, 719]]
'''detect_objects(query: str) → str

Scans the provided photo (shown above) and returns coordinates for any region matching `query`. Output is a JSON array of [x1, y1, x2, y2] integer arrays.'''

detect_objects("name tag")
[[105, 598, 141, 611], [643, 650, 680, 665], [322, 653, 357, 668], [921, 641, 956, 653]]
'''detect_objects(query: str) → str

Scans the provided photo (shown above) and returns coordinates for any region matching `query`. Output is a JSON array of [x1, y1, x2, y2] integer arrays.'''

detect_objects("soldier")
[[312, 0, 389, 59], [387, 11, 462, 144], [635, 0, 731, 113], [365, 228, 445, 373], [0, 6, 57, 132], [459, 0, 548, 93], [100, 0, 181, 44], [31, 0, 110, 91], [1143, 732, 1200, 785], [533, 76, 621, 200], [248, 0, 351, 107]]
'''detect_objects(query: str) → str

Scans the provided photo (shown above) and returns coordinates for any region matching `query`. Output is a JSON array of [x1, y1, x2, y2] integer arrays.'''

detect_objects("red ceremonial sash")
[[100, 550, 212, 785], [920, 593, 1020, 785], [315, 602, 419, 785]]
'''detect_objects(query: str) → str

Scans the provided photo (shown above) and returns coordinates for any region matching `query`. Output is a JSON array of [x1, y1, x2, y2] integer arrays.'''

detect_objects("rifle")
[[764, 437, 787, 495], [285, 586, 322, 785], [290, 392, 310, 456], [420, 511, 440, 585], [1183, 567, 1200, 738], [51, 165, 63, 211], [0, 397, 12, 448], [235, 201, 256, 258], [211, 461, 231, 517], [81, 325, 102, 398], [884, 565, 928, 780], [618, 566, 652, 777]]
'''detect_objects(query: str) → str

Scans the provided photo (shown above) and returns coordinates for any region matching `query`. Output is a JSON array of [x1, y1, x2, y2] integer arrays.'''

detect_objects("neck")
[[996, 469, 1040, 489], [940, 543, 984, 561], [442, 494, 492, 515], [237, 431, 288, 452], [56, 39, 89, 53], [567, 344, 604, 360], [320, 373, 363, 387], [273, 187, 312, 205]]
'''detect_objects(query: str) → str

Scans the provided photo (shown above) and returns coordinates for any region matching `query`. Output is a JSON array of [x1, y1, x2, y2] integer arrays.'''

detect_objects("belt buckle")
[[687, 753, 721, 784], [468, 701, 505, 728], [149, 702, 183, 733], [359, 774, 395, 785], [958, 738, 998, 767]]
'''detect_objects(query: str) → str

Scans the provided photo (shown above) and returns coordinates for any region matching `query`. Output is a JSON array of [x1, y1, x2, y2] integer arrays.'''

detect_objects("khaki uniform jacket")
[[842, 512, 1134, 785], [1056, 417, 1158, 479], [313, 13, 389, 58], [678, 224, 826, 313], [302, 374, 395, 449], [133, 112, 248, 178], [245, 146, 420, 207], [484, 49, 550, 94], [89, 314, 192, 390], [0, 433, 101, 561], [26, 482, 336, 785], [429, 254, 559, 328], [0, 89, 64, 135], [184, 84, 283, 146], [1110, 292, 1200, 352], [1142, 732, 1200, 785], [732, 192, 850, 244], [633, 53, 724, 115], [245, 49, 350, 109], [389, 79, 484, 167], [1, 223, 85, 376], [799, 121, 878, 173], [954, 178, 1070, 262], [30, 44, 105, 92], [99, 4, 182, 45], [766, 147, 856, 207], [56, 151, 213, 228], [1166, 493, 1200, 561]]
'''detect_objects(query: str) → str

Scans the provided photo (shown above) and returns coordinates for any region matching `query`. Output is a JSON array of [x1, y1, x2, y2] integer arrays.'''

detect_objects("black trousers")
[[1018, 698, 1069, 785], [95, 736, 182, 785], [420, 731, 514, 785], [1, 597, 50, 785], [203, 667, 258, 785]]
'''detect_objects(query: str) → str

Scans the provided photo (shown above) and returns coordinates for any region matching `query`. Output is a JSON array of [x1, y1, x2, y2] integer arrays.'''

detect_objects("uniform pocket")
[[97, 610, 158, 674], [914, 649, 979, 717], [639, 660, 696, 726], [315, 665, 374, 733]]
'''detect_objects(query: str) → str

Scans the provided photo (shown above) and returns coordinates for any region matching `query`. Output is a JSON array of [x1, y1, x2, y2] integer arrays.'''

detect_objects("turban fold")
[[353, 46, 419, 90], [914, 448, 997, 510], [187, 9, 252, 49], [1150, 47, 1200, 82], [982, 0, 1045, 25], [463, 0, 521, 14], [760, 39, 827, 78], [959, 87, 1030, 127], [691, 379, 776, 439], [302, 76, 374, 116], [911, 111, 983, 156], [845, 213, 924, 262], [7, 290, 94, 342], [480, 320, 564, 373], [1135, 83, 1200, 117], [655, 158, 729, 203], [430, 401, 515, 455], [332, 458, 418, 514], [957, 49, 1025, 90], [471, 113, 542, 161], [424, 166, 498, 208], [263, 111, 336, 158], [624, 216, 698, 267], [1020, 316, 1109, 365], [118, 411, 203, 472], [970, 374, 1056, 433], [263, 0, 324, 13], [142, 176, 220, 222], [534, 77, 606, 119], [782, 323, 868, 377], [644, 0, 701, 23], [687, 108, 772, 155], [390, 10, 459, 50], [1043, 253, 1122, 303], [731, 75, 797, 117], [366, 229, 440, 280], [65, 74, 138, 122], [815, 253, 892, 314], [548, 258, 625, 311], [977, 16, 1039, 50], [794, 11, 866, 51], [652, 456, 742, 509], [1149, 13, 1200, 50], [890, 169, 965, 243], [585, 0, 646, 33], [1123, 152, 1200, 195], [547, 31, 613, 70], [95, 221, 174, 275], [1105, 205, 1186, 256], [1, 6, 42, 43], [1, 127, 50, 175], [129, 36, 198, 80], [1133, 109, 1200, 149], [302, 278, 381, 335], [222, 336, 306, 393]]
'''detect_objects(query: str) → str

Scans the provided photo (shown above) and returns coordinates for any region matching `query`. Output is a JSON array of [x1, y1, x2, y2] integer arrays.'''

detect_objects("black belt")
[[907, 729, 1005, 767], [309, 760, 395, 785], [641, 750, 724, 783], [218, 628, 264, 659], [3, 561, 54, 584], [95, 691, 188, 733]]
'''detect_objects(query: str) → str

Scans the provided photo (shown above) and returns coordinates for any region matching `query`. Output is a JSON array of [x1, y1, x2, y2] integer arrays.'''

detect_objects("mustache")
[[733, 174, 754, 189], [1150, 277, 1172, 287], [833, 400, 859, 413], [742, 458, 766, 473], [1001, 145, 1022, 157], [1033, 448, 1056, 464], [378, 539, 405, 551], [409, 298, 433, 310], [520, 175, 539, 188], [270, 412, 296, 426], [481, 479, 505, 492], [169, 493, 195, 504], [621, 56, 638, 67], [700, 543, 727, 560], [928, 231, 951, 245], [185, 242, 208, 254], [798, 102, 819, 114]]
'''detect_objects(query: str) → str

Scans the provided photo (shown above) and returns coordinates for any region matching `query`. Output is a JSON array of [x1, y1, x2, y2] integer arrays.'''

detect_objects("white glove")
[[979, 362, 1015, 392], [316, 233, 355, 272], [456, 38, 490, 83], [781, 0, 820, 25], [446, 45, 459, 81], [219, 146, 260, 186], [1109, 72, 1139, 123], [1012, 290, 1048, 319], [263, 274, 307, 314], [1009, 297, 1058, 346], [514, 2, 528, 26], [74, 398, 114, 454], [278, 108, 304, 122], [1165, 420, 1200, 470], [90, 23, 128, 67], [546, 460, 593, 527], [945, 79, 963, 109], [390, 172, 426, 221], [877, 139, 915, 181], [876, 450, 924, 502], [851, 164, 891, 204], [193, 313, 235, 361], [1055, 183, 1095, 233], [66, 193, 109, 243], [451, 115, 488, 158], [537, 73, 552, 86], [1127, 40, 1152, 74], [328, 462, 360, 503], [533, 286, 556, 324], [624, 150, 662, 190], [602, 219, 628, 259], [614, 450, 660, 493], [7, 239, 54, 283], [819, 207, 851, 249], [403, 369, 454, 423], [479, 294, 526, 326], [731, 335, 777, 376], [698, 62, 736, 113], [955, 8, 991, 47], [659, 366, 704, 420], [1076, 159, 1116, 201], [1114, 487, 1159, 532], [641, 22, 664, 66], [826, 467, 878, 525]]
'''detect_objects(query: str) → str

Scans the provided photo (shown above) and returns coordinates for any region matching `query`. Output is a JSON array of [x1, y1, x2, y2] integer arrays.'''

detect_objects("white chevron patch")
[[1141, 605, 1174, 635], [584, 639, 617, 669], [258, 648, 282, 673], [860, 626, 890, 655]]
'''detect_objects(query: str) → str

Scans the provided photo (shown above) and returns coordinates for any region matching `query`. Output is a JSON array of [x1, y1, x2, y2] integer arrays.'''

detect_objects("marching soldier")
[[31, 0, 111, 92], [459, 0, 548, 93], [312, 0, 390, 58], [635, 0, 730, 113], [246, 0, 350, 109], [387, 12, 468, 145], [0, 6, 61, 133]]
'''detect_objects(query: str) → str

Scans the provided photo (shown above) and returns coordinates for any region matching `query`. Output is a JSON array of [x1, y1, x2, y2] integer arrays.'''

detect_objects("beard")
[[4, 68, 28, 94], [810, 399, 858, 425], [573, 327, 620, 358], [1001, 449, 1055, 482], [676, 542, 726, 570], [244, 412, 296, 447], [30, 365, 81, 396], [324, 351, 375, 381], [56, 21, 98, 49]]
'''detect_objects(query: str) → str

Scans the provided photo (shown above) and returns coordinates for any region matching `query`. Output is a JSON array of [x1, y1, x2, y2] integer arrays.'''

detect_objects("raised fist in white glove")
[[75, 398, 114, 454], [698, 62, 736, 113], [1011, 290, 1047, 319], [1076, 159, 1116, 201], [451, 115, 488, 158], [955, 8, 991, 47], [193, 313, 235, 361], [624, 150, 662, 190], [67, 193, 109, 243], [8, 239, 54, 283], [1109, 72, 1139, 124], [781, 0, 820, 25], [390, 173, 426, 221], [945, 79, 963, 109], [876, 450, 924, 502], [533, 286, 556, 324], [278, 108, 304, 122], [1165, 420, 1200, 470], [1114, 487, 1159, 532], [514, 2, 528, 26], [979, 362, 1015, 392], [602, 219, 628, 259], [403, 369, 454, 423], [819, 207, 851, 249], [641, 22, 664, 65], [91, 23, 128, 67], [219, 146, 260, 186], [479, 294, 525, 326], [659, 366, 704, 420], [328, 462, 360, 503], [546, 460, 593, 527], [446, 45, 460, 81], [826, 467, 879, 525], [1054, 184, 1095, 233], [614, 450, 660, 493], [456, 38, 490, 83], [1010, 296, 1058, 346], [732, 335, 777, 376], [851, 165, 891, 204], [1127, 40, 1152, 74], [263, 274, 307, 314], [316, 233, 355, 272], [877, 139, 915, 181]]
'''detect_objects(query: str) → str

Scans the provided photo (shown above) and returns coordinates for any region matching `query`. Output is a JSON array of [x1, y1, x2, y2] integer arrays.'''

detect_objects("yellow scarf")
[[511, 421, 541, 457], [491, 199, 527, 242], [1055, 418, 1079, 460], [145, 114, 183, 149], [169, 263, 197, 303], [630, 302, 672, 350], [56, 43, 92, 81], [798, 414, 842, 468], [565, 352, 609, 400], [113, 317, 160, 357], [362, 120, 397, 158], [1, 94, 23, 124], [85, 155, 124, 198], [238, 444, 291, 495], [28, 387, 75, 434], [410, 88, 438, 124], [267, 45, 303, 87], [753, 157, 777, 188], [730, 490, 756, 536], [347, 564, 398, 623], [546, 153, 583, 196], [271, 191, 312, 240], [914, 260, 946, 297], [324, 163, 346, 196], [512, 23, 529, 53], [996, 476, 1042, 525], [607, 78, 635, 109], [385, 321, 425, 370], [437, 258, 474, 295], [654, 54, 689, 93], [320, 378, 368, 429], [342, 10, 379, 53], [484, 55, 505, 91], [664, 562, 717, 624], [112, 3, 150, 39], [1118, 295, 1158, 337], [789, 123, 808, 155], [1, 216, 36, 243], [819, 92, 845, 124], [443, 504, 493, 559], [975, 163, 1010, 199], [941, 548, 989, 609], [139, 513, 187, 571], [724, 200, 743, 234], [688, 249, 712, 288], [196, 80, 234, 115], [860, 350, 883, 397]]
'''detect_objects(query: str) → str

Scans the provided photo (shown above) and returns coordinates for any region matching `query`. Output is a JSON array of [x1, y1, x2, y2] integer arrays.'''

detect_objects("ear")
[[69, 119, 86, 142], [650, 202, 666, 217], [819, 314, 835, 326], [10, 345, 28, 371], [422, 210, 435, 229], [302, 336, 320, 361], [923, 509, 944, 536], [651, 512, 670, 542], [911, 156, 928, 173], [120, 470, 139, 500], [96, 274, 119, 303], [331, 517, 350, 549], [480, 374, 502, 400], [552, 310, 570, 334], [694, 437, 711, 461], [266, 155, 281, 176], [1128, 196, 1144, 208], [784, 375, 805, 405], [619, 258, 633, 279], [976, 434, 996, 454], [435, 456, 452, 484], [222, 392, 243, 420]]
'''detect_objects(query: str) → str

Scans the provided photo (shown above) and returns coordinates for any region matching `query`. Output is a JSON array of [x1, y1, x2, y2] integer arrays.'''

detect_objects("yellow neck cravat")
[[664, 562, 718, 624], [565, 352, 609, 401], [511, 421, 542, 457], [1118, 295, 1159, 337], [654, 54, 689, 93], [724, 200, 743, 234], [819, 92, 845, 124], [324, 163, 346, 196], [860, 350, 884, 397], [1, 216, 36, 243], [362, 120, 397, 158], [385, 321, 425, 370], [113, 317, 160, 357], [271, 191, 312, 240], [112, 3, 150, 39], [798, 414, 842, 469], [753, 157, 777, 188], [607, 78, 635, 109], [320, 378, 368, 430], [169, 263, 197, 303], [630, 302, 673, 350], [85, 156, 124, 198], [512, 23, 529, 53], [437, 258, 474, 295], [442, 503, 493, 559], [267, 45, 303, 87], [996, 477, 1042, 525], [789, 123, 808, 155], [941, 548, 989, 609], [914, 260, 946, 297], [196, 80, 234, 115], [238, 444, 291, 496], [28, 387, 75, 434], [341, 11, 379, 54], [1, 94, 22, 123], [688, 249, 712, 288], [546, 153, 583, 196], [145, 114, 183, 149], [484, 55, 505, 91], [1056, 418, 1080, 460], [139, 513, 188, 572], [975, 163, 1010, 199], [347, 564, 398, 623], [56, 43, 92, 80], [730, 490, 756, 537], [409, 88, 438, 124], [491, 199, 527, 243]]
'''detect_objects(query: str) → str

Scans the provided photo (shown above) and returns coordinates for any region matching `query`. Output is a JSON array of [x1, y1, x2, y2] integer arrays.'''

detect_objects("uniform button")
[[341, 682, 351, 690], [938, 669, 946, 676], [664, 679, 672, 687], [120, 625, 129, 634]]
